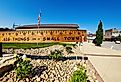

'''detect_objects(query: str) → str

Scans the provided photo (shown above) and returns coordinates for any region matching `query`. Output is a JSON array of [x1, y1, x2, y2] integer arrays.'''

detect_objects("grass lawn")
[[2, 42, 75, 49]]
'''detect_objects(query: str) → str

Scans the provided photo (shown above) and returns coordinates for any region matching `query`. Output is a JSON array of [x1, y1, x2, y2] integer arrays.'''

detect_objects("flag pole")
[[37, 11, 41, 47]]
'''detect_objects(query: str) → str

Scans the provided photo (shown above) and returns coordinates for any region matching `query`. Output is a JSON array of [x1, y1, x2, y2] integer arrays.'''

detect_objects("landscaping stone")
[[0, 45, 99, 82], [0, 64, 13, 77], [3, 45, 76, 57]]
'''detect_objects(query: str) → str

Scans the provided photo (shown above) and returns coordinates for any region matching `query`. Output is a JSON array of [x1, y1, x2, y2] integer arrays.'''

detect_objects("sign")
[[0, 30, 87, 43]]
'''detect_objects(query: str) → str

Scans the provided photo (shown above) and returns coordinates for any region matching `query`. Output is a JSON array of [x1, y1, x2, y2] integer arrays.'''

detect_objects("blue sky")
[[0, 0, 121, 33]]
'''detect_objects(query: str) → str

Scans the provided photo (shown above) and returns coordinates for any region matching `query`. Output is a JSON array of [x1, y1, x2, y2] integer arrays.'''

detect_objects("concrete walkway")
[[81, 43, 121, 82]]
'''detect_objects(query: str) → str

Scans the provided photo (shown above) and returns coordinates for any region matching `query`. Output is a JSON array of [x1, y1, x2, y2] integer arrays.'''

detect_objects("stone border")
[[87, 59, 104, 82]]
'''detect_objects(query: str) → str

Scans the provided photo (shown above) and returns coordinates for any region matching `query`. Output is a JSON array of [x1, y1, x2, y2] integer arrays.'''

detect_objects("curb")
[[87, 59, 104, 82]]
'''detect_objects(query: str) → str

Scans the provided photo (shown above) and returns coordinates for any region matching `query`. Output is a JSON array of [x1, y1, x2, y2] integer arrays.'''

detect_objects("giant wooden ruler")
[[0, 30, 87, 43]]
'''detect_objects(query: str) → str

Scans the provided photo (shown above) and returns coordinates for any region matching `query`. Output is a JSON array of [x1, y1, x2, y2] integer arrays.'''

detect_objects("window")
[[9, 33, 11, 35], [32, 32, 34, 35], [16, 33, 18, 36], [2, 33, 4, 36]]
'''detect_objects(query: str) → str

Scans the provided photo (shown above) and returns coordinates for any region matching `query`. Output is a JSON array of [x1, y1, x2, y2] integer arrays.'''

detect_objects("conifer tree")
[[117, 34, 121, 42], [95, 20, 103, 46]]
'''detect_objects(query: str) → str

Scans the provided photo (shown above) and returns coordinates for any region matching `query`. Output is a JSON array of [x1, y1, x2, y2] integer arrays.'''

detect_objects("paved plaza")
[[81, 43, 121, 82]]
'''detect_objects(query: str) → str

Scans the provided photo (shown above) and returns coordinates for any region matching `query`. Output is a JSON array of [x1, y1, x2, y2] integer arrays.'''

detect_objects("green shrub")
[[14, 56, 33, 79], [72, 44, 77, 48], [117, 34, 121, 42], [66, 47, 73, 54], [70, 65, 88, 82], [49, 50, 63, 60], [63, 44, 67, 47]]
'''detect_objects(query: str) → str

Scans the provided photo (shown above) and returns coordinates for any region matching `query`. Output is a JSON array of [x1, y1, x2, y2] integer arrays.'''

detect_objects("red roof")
[[15, 24, 79, 29]]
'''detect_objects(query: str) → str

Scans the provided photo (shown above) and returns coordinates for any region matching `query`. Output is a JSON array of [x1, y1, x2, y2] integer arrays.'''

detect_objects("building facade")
[[87, 33, 96, 42], [105, 28, 121, 41]]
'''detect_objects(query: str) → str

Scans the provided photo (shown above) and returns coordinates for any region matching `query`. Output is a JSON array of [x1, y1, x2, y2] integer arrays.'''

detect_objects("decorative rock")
[[49, 73, 54, 79], [49, 79, 54, 82], [22, 54, 27, 59], [44, 73, 48, 79], [1, 45, 95, 82], [41, 74, 45, 79], [73, 66, 77, 71], [36, 76, 41, 82], [36, 59, 40, 63], [0, 64, 13, 78], [9, 78, 14, 82], [54, 79, 59, 82], [19, 80, 25, 82], [2, 77, 9, 82], [26, 78, 29, 82]]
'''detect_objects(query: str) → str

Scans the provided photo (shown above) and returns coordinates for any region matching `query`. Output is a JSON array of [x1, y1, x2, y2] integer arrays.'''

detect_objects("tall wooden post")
[[0, 42, 2, 57]]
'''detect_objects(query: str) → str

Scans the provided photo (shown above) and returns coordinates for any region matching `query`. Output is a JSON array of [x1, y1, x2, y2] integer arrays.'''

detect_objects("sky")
[[0, 0, 121, 33]]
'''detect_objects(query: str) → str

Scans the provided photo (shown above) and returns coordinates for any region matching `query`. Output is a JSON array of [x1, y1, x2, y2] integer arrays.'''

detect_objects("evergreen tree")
[[95, 20, 103, 46], [117, 34, 121, 42]]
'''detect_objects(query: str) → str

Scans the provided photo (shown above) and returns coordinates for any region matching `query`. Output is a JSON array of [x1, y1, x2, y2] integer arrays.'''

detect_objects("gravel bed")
[[1, 45, 99, 82], [0, 59, 85, 82], [3, 45, 76, 56]]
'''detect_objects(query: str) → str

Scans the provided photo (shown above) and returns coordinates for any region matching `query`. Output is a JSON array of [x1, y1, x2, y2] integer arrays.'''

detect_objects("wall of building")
[[112, 31, 121, 37], [105, 28, 121, 41], [105, 31, 112, 40]]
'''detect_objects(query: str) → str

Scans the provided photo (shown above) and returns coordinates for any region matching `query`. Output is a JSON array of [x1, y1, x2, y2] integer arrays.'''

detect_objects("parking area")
[[101, 41, 121, 51]]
